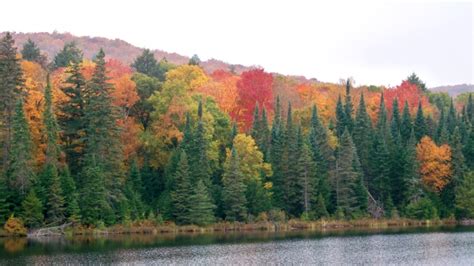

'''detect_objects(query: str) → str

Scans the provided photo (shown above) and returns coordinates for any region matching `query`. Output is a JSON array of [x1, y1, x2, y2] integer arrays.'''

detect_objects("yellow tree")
[[416, 136, 452, 192]]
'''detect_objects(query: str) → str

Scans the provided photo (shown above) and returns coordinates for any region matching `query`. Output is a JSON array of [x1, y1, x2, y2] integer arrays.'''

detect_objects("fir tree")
[[0, 33, 24, 171], [52, 42, 83, 69], [0, 175, 10, 224], [8, 99, 35, 204], [43, 164, 65, 225], [313, 193, 329, 219], [390, 98, 401, 139], [400, 101, 413, 144], [60, 168, 80, 222], [59, 62, 87, 176], [335, 95, 346, 137], [414, 101, 426, 141], [353, 93, 372, 178], [188, 179, 216, 225], [446, 99, 457, 136], [297, 142, 317, 215], [343, 79, 354, 133], [270, 96, 286, 209], [21, 39, 42, 63], [455, 171, 474, 219], [20, 190, 43, 228], [222, 148, 247, 221], [171, 151, 192, 225]]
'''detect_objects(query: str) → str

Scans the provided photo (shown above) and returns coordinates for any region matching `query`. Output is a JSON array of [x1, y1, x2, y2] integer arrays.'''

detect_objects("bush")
[[405, 198, 439, 220], [268, 209, 286, 222], [4, 215, 27, 236], [256, 212, 269, 222]]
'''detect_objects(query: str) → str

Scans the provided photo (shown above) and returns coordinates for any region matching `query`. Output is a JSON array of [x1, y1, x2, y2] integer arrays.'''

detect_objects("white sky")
[[1, 0, 472, 87]]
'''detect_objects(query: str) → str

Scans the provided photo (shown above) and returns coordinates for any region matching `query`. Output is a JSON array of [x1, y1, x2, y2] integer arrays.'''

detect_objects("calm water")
[[0, 226, 473, 265]]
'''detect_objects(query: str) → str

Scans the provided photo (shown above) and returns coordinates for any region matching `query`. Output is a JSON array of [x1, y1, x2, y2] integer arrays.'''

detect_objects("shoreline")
[[3, 218, 473, 238]]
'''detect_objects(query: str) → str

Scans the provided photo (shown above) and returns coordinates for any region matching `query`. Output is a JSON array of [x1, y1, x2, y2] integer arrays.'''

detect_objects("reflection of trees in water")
[[3, 238, 27, 253]]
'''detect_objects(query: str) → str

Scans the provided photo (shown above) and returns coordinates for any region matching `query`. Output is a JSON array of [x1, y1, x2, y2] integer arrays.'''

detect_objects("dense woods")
[[0, 32, 473, 230]]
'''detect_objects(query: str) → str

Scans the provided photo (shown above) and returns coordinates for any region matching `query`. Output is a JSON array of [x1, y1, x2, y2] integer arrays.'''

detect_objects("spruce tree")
[[400, 101, 413, 144], [353, 93, 372, 178], [125, 160, 144, 220], [269, 96, 286, 210], [59, 62, 87, 176], [188, 179, 216, 225], [43, 164, 65, 225], [414, 101, 426, 141], [0, 33, 24, 171], [455, 171, 474, 219], [343, 79, 354, 133], [8, 99, 35, 205], [313, 193, 329, 219], [171, 151, 192, 225], [390, 98, 401, 139], [297, 142, 317, 215], [80, 49, 123, 225], [60, 168, 80, 222], [0, 175, 10, 224], [52, 42, 83, 69], [335, 95, 346, 137], [131, 49, 158, 77], [222, 148, 247, 221], [21, 39, 40, 61], [285, 103, 301, 216], [20, 190, 43, 228], [446, 99, 457, 136]]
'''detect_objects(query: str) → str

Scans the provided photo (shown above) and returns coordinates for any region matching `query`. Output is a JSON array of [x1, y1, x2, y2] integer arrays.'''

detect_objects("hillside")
[[3, 31, 251, 74], [430, 84, 474, 97]]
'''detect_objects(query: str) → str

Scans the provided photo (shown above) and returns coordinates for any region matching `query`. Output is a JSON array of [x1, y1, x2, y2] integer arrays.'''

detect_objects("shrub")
[[4, 215, 27, 236], [405, 198, 439, 220]]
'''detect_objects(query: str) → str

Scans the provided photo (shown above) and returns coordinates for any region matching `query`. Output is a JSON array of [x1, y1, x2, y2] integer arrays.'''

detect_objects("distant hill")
[[2, 32, 251, 74], [430, 84, 474, 97]]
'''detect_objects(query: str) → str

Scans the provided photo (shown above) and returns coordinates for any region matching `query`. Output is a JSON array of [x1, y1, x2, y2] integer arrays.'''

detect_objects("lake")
[[0, 226, 473, 265]]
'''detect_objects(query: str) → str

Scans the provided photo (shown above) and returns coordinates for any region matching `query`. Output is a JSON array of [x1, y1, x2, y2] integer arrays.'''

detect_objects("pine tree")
[[80, 165, 112, 226], [131, 49, 158, 76], [370, 130, 391, 207], [80, 49, 123, 225], [52, 42, 83, 69], [21, 39, 40, 62], [125, 160, 144, 220], [390, 98, 401, 139], [59, 62, 87, 176], [8, 99, 35, 205], [376, 93, 389, 140], [171, 151, 192, 225], [189, 102, 212, 188], [308, 105, 333, 209], [0, 33, 24, 171], [43, 164, 65, 225], [270, 96, 286, 209], [188, 179, 216, 225], [446, 99, 457, 136], [464, 128, 474, 169], [343, 79, 354, 133], [60, 168, 80, 222], [466, 93, 473, 124], [222, 148, 247, 221], [353, 93, 372, 178], [335, 95, 346, 137], [313, 193, 329, 219], [400, 101, 413, 144], [455, 171, 474, 219], [285, 103, 301, 216], [335, 128, 367, 217], [20, 190, 43, 228], [404, 130, 423, 204], [414, 101, 426, 141], [297, 142, 317, 215]]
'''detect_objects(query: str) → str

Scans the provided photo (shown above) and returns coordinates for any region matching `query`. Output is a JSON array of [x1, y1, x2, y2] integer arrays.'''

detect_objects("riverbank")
[[2, 217, 472, 238], [61, 218, 464, 237]]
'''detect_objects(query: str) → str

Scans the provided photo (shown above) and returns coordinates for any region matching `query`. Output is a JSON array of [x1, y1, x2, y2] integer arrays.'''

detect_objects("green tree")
[[130, 73, 162, 129], [171, 151, 192, 225], [21, 38, 46, 67], [353, 93, 372, 178], [0, 175, 10, 224], [52, 42, 83, 69], [222, 148, 247, 221], [188, 179, 215, 225], [297, 142, 317, 215], [406, 73, 427, 92], [335, 95, 346, 137], [343, 79, 354, 133], [455, 171, 474, 218], [400, 101, 413, 144], [189, 54, 201, 66], [59, 62, 87, 176], [20, 190, 43, 228], [0, 33, 24, 171], [8, 99, 35, 205], [414, 101, 426, 141], [60, 168, 80, 222]]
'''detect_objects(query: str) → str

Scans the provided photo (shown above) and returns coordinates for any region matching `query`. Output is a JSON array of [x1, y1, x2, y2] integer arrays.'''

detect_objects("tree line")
[[1, 32, 474, 229]]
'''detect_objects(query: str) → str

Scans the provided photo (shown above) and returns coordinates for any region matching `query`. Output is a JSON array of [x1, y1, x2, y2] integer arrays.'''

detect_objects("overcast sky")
[[1, 0, 472, 87]]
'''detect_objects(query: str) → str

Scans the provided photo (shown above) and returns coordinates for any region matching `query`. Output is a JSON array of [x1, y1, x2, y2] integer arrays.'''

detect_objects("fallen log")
[[27, 222, 73, 237]]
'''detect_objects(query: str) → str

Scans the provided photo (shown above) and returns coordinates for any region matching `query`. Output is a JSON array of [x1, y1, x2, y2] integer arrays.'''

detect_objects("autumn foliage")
[[416, 136, 452, 192]]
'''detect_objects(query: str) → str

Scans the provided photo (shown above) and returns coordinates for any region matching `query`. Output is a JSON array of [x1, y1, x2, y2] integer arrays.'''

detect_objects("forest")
[[0, 32, 473, 230]]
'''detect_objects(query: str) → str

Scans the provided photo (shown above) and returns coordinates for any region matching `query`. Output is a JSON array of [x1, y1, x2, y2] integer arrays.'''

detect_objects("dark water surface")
[[0, 226, 473, 265]]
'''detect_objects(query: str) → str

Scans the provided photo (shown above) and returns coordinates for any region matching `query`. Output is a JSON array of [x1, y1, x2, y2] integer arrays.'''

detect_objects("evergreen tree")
[[285, 103, 301, 216], [0, 175, 10, 224], [188, 179, 216, 225], [335, 95, 346, 137], [466, 93, 474, 124], [188, 102, 211, 188], [131, 49, 157, 77], [125, 160, 144, 220], [43, 164, 65, 225], [297, 142, 317, 215], [406, 73, 427, 92], [343, 79, 354, 133], [464, 128, 474, 169], [335, 128, 367, 217], [188, 54, 201, 66], [59, 62, 87, 176], [455, 171, 474, 218], [222, 148, 247, 221], [21, 39, 44, 65], [80, 165, 112, 225], [313, 193, 329, 219], [20, 190, 43, 228], [400, 101, 413, 144], [52, 42, 82, 69], [171, 151, 192, 225], [446, 99, 457, 135], [376, 93, 389, 139], [80, 49, 123, 225], [0, 33, 24, 171], [403, 130, 423, 204], [308, 105, 333, 209], [353, 93, 372, 178], [270, 96, 286, 209], [8, 99, 35, 205], [60, 168, 80, 222], [390, 98, 401, 139], [414, 101, 426, 141], [369, 130, 391, 207]]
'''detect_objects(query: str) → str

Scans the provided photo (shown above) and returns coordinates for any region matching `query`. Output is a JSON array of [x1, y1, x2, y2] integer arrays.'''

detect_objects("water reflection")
[[0, 226, 473, 264]]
